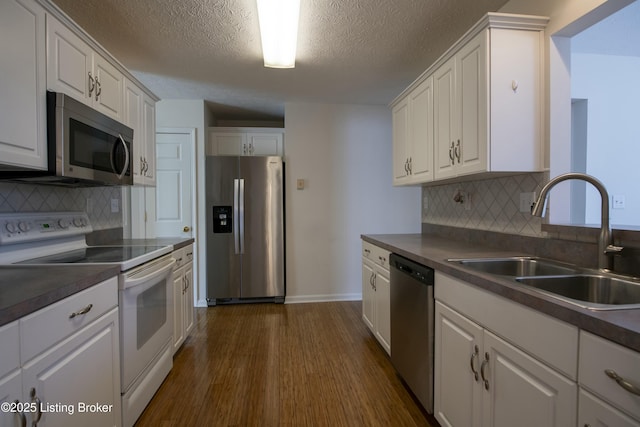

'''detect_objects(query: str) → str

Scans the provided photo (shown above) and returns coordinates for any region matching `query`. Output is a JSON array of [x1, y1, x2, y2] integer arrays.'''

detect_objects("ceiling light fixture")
[[256, 0, 300, 68]]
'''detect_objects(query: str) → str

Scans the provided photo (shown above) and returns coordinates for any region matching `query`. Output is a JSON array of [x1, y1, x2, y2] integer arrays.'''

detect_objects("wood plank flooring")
[[135, 301, 436, 426]]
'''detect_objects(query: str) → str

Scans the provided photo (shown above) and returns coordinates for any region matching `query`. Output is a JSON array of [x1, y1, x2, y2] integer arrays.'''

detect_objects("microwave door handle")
[[111, 134, 130, 180]]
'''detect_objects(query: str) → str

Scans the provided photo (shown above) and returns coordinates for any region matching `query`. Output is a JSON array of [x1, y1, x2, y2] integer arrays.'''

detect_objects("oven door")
[[119, 254, 176, 392]]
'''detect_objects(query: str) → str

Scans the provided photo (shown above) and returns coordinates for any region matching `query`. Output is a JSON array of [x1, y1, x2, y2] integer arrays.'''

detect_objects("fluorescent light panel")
[[256, 0, 300, 68]]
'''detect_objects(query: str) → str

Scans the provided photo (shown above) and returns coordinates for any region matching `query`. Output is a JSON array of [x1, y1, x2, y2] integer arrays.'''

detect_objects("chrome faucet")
[[531, 172, 623, 271]]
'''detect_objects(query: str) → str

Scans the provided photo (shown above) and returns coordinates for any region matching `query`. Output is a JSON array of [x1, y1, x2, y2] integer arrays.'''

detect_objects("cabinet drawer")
[[184, 245, 194, 263], [173, 247, 187, 269], [580, 331, 640, 420], [0, 321, 19, 378], [362, 241, 390, 270], [579, 389, 640, 427], [20, 276, 118, 362]]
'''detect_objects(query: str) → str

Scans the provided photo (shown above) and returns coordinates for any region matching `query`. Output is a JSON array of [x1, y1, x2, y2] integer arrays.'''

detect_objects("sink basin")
[[516, 275, 640, 310], [449, 257, 580, 277]]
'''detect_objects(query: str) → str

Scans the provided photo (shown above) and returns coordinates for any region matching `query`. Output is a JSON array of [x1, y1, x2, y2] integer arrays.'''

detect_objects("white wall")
[[572, 53, 640, 226], [284, 102, 421, 302], [155, 99, 211, 306]]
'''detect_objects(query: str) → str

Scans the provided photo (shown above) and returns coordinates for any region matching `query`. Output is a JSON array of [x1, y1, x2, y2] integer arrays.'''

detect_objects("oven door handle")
[[120, 257, 176, 290]]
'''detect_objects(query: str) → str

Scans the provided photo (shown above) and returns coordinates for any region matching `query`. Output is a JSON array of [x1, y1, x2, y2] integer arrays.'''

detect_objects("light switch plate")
[[296, 179, 305, 190], [111, 198, 119, 213]]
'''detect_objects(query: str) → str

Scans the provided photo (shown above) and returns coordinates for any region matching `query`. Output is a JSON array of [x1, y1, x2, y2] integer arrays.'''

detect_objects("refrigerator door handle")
[[239, 178, 245, 254], [233, 178, 240, 254]]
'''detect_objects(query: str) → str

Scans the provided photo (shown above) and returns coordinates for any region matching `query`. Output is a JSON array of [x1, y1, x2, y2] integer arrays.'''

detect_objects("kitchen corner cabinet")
[[47, 16, 124, 122], [392, 76, 434, 185], [434, 272, 577, 427], [361, 241, 391, 354], [0, 0, 48, 171], [124, 79, 156, 185], [173, 245, 194, 354], [207, 128, 284, 156], [391, 13, 548, 186], [0, 277, 121, 427]]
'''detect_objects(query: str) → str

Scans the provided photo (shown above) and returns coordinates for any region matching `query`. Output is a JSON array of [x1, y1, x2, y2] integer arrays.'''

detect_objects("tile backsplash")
[[0, 182, 123, 230], [422, 173, 546, 237]]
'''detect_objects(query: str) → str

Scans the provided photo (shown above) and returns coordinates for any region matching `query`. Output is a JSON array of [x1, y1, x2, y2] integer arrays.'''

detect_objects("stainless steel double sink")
[[448, 256, 640, 310]]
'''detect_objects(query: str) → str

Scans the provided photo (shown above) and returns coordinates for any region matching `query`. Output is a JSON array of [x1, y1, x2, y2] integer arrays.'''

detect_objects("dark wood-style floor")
[[135, 301, 436, 426]]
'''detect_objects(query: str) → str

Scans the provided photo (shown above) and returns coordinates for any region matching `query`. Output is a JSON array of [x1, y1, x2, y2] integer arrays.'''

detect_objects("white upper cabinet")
[[393, 77, 435, 185], [0, 0, 47, 171], [208, 128, 284, 156], [124, 79, 156, 186], [392, 13, 548, 185], [47, 16, 125, 122]]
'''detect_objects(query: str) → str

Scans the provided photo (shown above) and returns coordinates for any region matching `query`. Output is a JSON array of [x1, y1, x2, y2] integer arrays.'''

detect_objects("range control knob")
[[58, 219, 71, 229], [73, 217, 85, 227], [18, 221, 30, 232], [5, 222, 17, 233]]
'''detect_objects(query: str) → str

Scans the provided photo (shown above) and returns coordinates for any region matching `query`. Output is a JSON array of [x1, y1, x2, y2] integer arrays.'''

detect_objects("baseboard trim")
[[284, 293, 362, 304]]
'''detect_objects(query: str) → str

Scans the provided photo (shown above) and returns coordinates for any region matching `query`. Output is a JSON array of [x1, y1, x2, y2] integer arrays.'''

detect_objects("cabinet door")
[[0, 321, 22, 427], [0, 370, 23, 427], [183, 262, 194, 338], [21, 309, 121, 427], [361, 260, 375, 332], [124, 79, 144, 180], [433, 57, 457, 180], [248, 133, 283, 156], [374, 269, 391, 355], [392, 98, 410, 185], [93, 54, 124, 121], [579, 389, 640, 427], [408, 76, 434, 183], [46, 16, 92, 102], [456, 31, 487, 177], [173, 266, 185, 354], [209, 132, 247, 156], [434, 301, 483, 427], [0, 0, 47, 170], [482, 330, 576, 427], [142, 95, 156, 184]]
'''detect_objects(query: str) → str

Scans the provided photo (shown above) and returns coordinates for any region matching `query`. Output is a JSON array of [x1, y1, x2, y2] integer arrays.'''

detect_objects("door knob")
[[183, 226, 191, 232]]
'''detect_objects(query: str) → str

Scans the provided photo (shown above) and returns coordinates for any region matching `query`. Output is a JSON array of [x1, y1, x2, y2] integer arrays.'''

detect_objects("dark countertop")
[[101, 238, 195, 251], [363, 233, 640, 353], [0, 265, 121, 327]]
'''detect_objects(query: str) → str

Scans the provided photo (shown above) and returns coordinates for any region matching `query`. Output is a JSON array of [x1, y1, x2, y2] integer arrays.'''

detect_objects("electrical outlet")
[[519, 192, 536, 213], [111, 198, 119, 213], [613, 195, 625, 209], [464, 192, 471, 211]]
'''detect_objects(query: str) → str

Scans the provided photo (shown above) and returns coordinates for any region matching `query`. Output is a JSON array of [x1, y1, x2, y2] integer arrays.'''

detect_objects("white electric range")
[[0, 212, 176, 427]]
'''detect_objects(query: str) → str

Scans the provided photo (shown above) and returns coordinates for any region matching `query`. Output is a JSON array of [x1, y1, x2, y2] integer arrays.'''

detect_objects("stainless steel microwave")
[[1, 92, 134, 186], [46, 91, 133, 186]]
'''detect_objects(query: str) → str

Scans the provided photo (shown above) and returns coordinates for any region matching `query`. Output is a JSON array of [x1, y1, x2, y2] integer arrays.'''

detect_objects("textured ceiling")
[[51, 0, 509, 120]]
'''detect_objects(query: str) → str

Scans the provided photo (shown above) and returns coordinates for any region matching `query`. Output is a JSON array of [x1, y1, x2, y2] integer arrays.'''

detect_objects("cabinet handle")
[[470, 345, 480, 381], [13, 400, 26, 427], [30, 388, 42, 426], [449, 141, 455, 165], [455, 139, 461, 163], [88, 72, 95, 96], [373, 273, 377, 291], [364, 248, 370, 255], [69, 303, 93, 319], [404, 159, 409, 175], [369, 271, 375, 288], [408, 157, 412, 174], [605, 369, 640, 396], [249, 143, 254, 155], [480, 352, 490, 390], [95, 77, 102, 101]]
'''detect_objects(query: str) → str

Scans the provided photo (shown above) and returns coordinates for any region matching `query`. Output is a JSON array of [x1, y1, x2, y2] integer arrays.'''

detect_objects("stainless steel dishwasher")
[[390, 253, 435, 413]]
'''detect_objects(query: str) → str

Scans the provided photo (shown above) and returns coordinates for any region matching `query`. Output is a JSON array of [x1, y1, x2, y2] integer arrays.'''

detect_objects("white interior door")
[[154, 128, 195, 238]]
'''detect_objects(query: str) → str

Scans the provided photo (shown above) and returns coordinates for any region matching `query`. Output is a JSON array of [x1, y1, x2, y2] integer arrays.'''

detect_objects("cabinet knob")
[[183, 226, 191, 232]]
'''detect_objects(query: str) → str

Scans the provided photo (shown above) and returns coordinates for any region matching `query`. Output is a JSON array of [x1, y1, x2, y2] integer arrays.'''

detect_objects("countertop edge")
[[362, 233, 640, 353]]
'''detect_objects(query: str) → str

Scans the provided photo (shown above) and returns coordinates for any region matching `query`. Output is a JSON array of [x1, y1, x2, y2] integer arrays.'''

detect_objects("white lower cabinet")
[[579, 389, 640, 427], [0, 277, 121, 427], [434, 272, 578, 427], [172, 245, 194, 354], [579, 331, 640, 425], [361, 241, 391, 354]]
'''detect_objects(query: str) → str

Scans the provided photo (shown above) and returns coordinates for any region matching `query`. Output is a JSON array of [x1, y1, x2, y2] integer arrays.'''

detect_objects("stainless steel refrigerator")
[[205, 156, 285, 305]]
